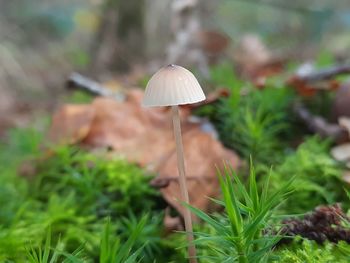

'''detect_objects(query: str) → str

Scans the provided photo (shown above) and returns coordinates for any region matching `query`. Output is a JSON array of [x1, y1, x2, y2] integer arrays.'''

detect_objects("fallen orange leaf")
[[49, 89, 241, 227]]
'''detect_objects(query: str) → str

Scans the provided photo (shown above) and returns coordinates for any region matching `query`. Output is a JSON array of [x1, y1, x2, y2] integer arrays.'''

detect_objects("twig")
[[66, 72, 124, 100], [297, 65, 350, 83], [293, 102, 348, 143]]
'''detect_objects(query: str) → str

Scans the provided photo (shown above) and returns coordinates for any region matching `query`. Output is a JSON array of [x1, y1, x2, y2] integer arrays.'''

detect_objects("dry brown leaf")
[[158, 129, 239, 219], [49, 88, 241, 225], [49, 105, 95, 144]]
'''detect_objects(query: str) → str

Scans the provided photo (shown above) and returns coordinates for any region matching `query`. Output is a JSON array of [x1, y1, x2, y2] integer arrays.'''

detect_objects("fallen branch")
[[66, 72, 229, 111], [293, 102, 348, 143], [66, 72, 124, 100], [296, 64, 350, 83]]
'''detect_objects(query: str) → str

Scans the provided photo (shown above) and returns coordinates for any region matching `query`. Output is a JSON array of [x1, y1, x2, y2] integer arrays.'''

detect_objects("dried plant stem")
[[171, 105, 197, 263]]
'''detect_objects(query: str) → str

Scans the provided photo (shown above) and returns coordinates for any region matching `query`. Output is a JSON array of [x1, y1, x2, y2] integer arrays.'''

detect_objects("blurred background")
[[1, 0, 350, 132], [2, 1, 350, 261]]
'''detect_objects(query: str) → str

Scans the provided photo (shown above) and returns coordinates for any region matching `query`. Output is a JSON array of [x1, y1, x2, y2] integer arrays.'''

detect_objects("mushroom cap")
[[142, 64, 206, 107]]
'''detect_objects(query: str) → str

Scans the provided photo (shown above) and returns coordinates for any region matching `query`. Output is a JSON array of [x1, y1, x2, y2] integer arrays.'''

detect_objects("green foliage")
[[26, 227, 84, 263], [32, 146, 159, 218], [118, 212, 163, 262], [188, 163, 293, 263], [210, 63, 244, 105], [1, 63, 350, 262], [265, 136, 345, 213], [0, 127, 43, 165], [25, 218, 146, 263], [0, 127, 43, 232], [204, 64, 346, 216], [217, 86, 294, 163], [99, 217, 145, 263], [199, 64, 297, 163], [0, 128, 184, 262], [275, 239, 350, 263]]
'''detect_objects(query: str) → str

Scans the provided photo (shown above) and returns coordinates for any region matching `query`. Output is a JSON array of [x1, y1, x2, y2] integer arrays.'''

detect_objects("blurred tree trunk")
[[88, 0, 219, 76], [89, 0, 145, 75]]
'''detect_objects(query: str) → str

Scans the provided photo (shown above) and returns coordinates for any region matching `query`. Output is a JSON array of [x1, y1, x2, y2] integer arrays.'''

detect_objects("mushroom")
[[143, 64, 205, 263]]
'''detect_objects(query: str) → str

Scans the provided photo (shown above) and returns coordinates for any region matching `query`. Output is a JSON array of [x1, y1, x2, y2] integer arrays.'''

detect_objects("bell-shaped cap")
[[142, 64, 206, 107]]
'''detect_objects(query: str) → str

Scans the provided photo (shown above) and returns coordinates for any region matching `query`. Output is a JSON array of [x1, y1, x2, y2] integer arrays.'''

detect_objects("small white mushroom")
[[143, 64, 205, 263], [143, 64, 205, 107]]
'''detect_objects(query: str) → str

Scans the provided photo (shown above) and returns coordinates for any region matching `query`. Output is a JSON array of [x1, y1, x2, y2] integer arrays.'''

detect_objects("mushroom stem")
[[171, 105, 198, 263]]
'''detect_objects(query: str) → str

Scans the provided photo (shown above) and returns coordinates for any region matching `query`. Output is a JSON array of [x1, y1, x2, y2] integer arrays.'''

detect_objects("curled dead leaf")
[[158, 129, 240, 219], [48, 88, 241, 229], [49, 105, 95, 144]]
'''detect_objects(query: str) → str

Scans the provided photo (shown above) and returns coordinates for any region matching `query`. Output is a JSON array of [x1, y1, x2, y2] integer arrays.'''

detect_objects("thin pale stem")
[[171, 105, 198, 263]]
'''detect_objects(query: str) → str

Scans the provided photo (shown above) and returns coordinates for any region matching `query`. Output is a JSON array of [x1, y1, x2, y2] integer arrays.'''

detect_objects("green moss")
[[0, 128, 183, 262], [217, 86, 295, 164], [264, 136, 346, 213], [188, 163, 293, 263], [275, 239, 350, 263]]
